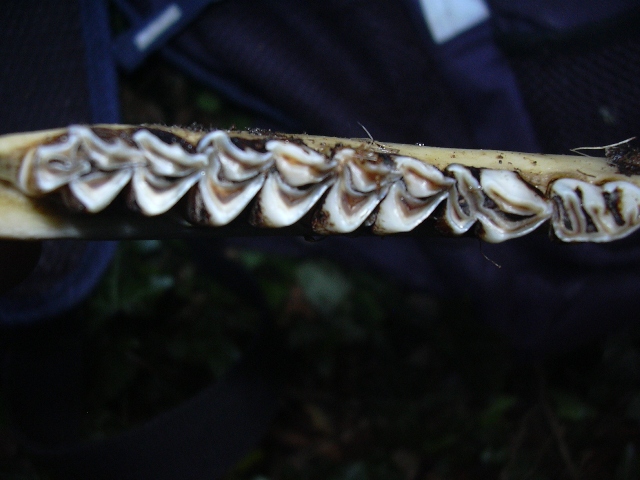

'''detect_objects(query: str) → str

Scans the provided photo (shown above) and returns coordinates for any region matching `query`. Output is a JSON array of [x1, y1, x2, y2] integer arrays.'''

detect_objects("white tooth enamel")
[[131, 168, 202, 216], [603, 181, 640, 233], [441, 165, 553, 242], [374, 157, 453, 233], [480, 170, 549, 217], [198, 130, 272, 181], [69, 169, 133, 212], [476, 169, 552, 242], [337, 148, 396, 193], [255, 172, 331, 227], [443, 165, 478, 235], [6, 124, 640, 243], [551, 179, 640, 242], [397, 156, 454, 198], [69, 126, 145, 169], [267, 140, 335, 187], [315, 175, 388, 233], [315, 149, 393, 233], [133, 129, 207, 177], [31, 134, 91, 193], [192, 160, 265, 226]]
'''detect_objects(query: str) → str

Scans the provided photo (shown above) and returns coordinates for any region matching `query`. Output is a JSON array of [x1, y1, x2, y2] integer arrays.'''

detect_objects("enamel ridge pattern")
[[15, 126, 640, 243]]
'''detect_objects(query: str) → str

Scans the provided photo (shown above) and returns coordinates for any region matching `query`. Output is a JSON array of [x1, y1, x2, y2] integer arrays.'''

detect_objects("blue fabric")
[[489, 0, 640, 36], [0, 242, 118, 326], [113, 0, 222, 71], [417, 18, 540, 151], [0, 0, 119, 326], [111, 0, 299, 129], [79, 0, 122, 123]]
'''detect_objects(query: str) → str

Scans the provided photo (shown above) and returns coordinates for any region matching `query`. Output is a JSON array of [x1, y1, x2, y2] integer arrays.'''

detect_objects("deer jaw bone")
[[0, 124, 639, 243]]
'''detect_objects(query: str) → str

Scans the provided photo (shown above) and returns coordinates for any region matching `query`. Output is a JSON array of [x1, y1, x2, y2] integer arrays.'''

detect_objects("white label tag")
[[418, 0, 490, 44]]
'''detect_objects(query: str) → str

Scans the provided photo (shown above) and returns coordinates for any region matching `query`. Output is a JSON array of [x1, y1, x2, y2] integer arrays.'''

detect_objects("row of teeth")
[[16, 125, 640, 243]]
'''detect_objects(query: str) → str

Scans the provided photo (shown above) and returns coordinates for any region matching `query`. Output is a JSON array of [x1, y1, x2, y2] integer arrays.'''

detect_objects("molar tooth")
[[267, 140, 335, 187], [551, 179, 640, 242], [252, 171, 332, 227], [70, 126, 145, 169], [69, 169, 133, 212], [198, 131, 271, 181], [29, 134, 91, 193], [313, 150, 392, 234], [133, 129, 207, 177], [5, 124, 640, 243], [336, 148, 398, 193], [374, 157, 452, 233], [131, 168, 202, 216], [398, 156, 454, 198], [189, 159, 265, 226]]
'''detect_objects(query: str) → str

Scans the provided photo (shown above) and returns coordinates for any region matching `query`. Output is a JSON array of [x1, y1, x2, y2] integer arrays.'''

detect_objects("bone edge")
[[0, 125, 638, 241]]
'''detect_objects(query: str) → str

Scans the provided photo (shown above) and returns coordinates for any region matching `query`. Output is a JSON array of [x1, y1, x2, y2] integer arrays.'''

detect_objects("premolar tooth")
[[476, 169, 551, 242], [443, 165, 478, 235]]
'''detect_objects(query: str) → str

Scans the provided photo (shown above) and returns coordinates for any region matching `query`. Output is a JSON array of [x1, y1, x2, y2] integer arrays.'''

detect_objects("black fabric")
[[0, 1, 93, 132], [5, 318, 285, 480], [502, 14, 640, 154], [120, 0, 475, 147], [3, 245, 285, 480]]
